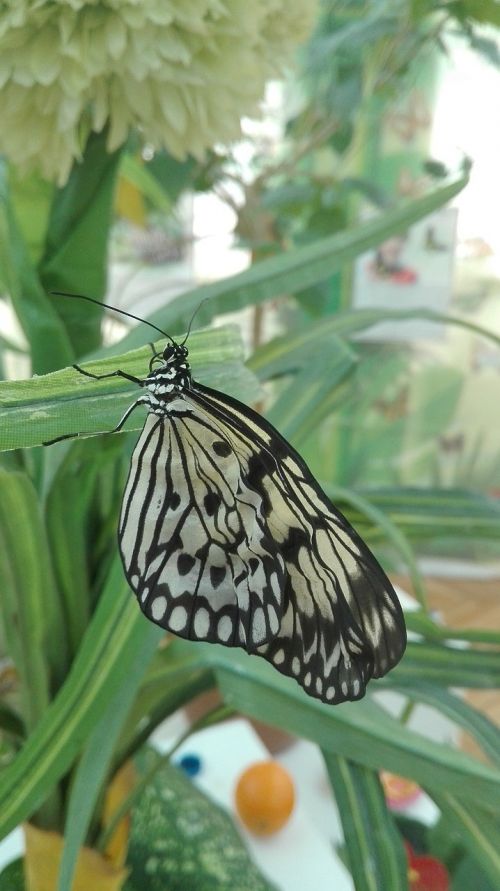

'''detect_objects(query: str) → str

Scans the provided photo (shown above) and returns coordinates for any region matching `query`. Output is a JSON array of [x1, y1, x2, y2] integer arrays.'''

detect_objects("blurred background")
[[2, 3, 500, 891]]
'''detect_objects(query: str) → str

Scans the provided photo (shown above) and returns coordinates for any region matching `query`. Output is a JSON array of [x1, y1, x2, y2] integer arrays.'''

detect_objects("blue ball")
[[178, 753, 202, 778]]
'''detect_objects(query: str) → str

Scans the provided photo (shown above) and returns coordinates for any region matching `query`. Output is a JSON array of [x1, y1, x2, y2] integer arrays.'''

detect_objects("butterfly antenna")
[[51, 291, 176, 344], [181, 297, 210, 346]]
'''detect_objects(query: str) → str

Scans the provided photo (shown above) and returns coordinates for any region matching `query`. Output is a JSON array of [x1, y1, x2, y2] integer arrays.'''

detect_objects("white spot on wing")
[[251, 606, 266, 644], [194, 608, 210, 638], [217, 615, 233, 642], [169, 605, 188, 632], [151, 596, 167, 621]]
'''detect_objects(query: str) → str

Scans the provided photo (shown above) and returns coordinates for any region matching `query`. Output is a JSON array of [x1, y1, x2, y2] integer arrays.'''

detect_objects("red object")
[[406, 843, 449, 891], [391, 267, 418, 284]]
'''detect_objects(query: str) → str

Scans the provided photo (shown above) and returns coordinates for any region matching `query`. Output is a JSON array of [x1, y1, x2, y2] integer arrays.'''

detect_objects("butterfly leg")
[[43, 396, 148, 446], [72, 363, 143, 385]]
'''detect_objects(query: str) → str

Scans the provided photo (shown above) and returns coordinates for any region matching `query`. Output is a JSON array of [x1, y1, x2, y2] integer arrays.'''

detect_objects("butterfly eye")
[[163, 345, 175, 361]]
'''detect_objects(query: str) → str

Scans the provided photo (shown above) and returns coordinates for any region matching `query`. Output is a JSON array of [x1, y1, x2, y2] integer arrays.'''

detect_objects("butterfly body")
[[117, 340, 406, 704]]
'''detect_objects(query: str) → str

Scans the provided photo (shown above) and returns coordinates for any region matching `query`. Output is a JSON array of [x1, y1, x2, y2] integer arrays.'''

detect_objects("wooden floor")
[[392, 573, 500, 759]]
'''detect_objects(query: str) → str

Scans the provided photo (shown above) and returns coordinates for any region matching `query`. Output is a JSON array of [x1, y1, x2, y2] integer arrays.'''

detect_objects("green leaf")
[[384, 681, 500, 767], [7, 166, 53, 266], [432, 794, 500, 888], [389, 640, 500, 689], [0, 858, 24, 891], [127, 754, 277, 891], [0, 702, 25, 740], [323, 483, 427, 609], [142, 641, 500, 813], [0, 325, 258, 452], [57, 620, 161, 891], [107, 173, 469, 354], [405, 610, 500, 646], [266, 343, 356, 444], [39, 129, 122, 358], [324, 755, 408, 891], [462, 0, 500, 26], [0, 168, 73, 374], [0, 469, 67, 725], [250, 308, 500, 383], [340, 486, 500, 548], [0, 559, 162, 841]]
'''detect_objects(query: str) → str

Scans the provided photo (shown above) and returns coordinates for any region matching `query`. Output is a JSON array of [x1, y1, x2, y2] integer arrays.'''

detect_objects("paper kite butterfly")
[[48, 294, 406, 704]]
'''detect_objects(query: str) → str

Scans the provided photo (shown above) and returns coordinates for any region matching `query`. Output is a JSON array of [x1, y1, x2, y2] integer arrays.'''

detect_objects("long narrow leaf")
[[267, 346, 356, 444], [138, 641, 500, 812], [0, 470, 67, 724], [390, 640, 500, 688], [432, 794, 500, 888], [103, 173, 469, 354], [57, 619, 161, 891], [350, 486, 500, 544], [384, 680, 500, 767], [0, 558, 169, 841], [324, 754, 408, 891], [322, 483, 427, 609]]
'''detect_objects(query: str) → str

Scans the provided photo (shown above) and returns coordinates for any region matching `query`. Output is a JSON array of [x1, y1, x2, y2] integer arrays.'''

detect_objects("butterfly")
[[49, 294, 406, 704]]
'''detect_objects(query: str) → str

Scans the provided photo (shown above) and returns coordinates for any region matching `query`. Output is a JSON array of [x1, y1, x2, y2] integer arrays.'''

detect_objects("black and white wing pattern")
[[119, 365, 406, 705]]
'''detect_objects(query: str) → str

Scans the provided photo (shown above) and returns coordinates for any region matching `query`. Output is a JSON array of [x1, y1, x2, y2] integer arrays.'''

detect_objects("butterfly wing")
[[186, 382, 406, 704], [118, 404, 286, 651], [119, 383, 406, 705]]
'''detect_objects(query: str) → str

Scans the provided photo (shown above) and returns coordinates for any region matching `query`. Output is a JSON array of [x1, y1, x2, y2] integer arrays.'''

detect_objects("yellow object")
[[115, 176, 146, 227], [235, 760, 295, 837], [23, 762, 136, 891]]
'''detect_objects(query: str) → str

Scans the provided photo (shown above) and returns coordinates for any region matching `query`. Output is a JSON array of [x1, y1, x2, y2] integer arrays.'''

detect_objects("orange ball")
[[235, 760, 295, 836]]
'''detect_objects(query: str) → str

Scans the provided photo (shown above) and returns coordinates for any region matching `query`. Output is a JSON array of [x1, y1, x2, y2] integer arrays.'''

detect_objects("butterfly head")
[[145, 340, 192, 402], [162, 342, 189, 367]]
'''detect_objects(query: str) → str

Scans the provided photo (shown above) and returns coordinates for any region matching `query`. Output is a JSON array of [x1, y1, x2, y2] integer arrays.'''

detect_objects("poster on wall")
[[352, 207, 458, 341]]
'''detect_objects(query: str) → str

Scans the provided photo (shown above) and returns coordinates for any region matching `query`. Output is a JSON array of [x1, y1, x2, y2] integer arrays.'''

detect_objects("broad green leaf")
[[0, 325, 258, 451], [462, 0, 500, 26], [0, 169, 73, 374], [105, 173, 469, 354], [7, 166, 53, 265], [324, 755, 408, 891], [39, 129, 123, 358]]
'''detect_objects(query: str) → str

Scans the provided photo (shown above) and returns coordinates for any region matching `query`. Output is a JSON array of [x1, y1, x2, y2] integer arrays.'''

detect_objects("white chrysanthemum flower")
[[0, 0, 316, 184]]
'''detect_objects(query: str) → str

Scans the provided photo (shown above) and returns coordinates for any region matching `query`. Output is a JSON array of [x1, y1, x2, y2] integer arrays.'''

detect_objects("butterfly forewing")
[[119, 403, 287, 651]]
